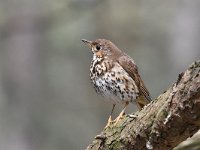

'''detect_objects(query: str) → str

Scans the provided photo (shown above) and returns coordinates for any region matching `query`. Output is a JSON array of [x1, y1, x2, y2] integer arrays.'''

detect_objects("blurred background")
[[0, 0, 200, 150]]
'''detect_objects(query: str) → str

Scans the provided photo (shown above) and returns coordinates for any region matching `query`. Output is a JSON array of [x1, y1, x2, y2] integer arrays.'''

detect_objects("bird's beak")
[[81, 39, 92, 48]]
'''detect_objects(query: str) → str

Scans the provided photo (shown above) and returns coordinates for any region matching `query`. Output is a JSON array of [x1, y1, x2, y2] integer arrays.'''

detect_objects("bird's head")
[[81, 39, 122, 59]]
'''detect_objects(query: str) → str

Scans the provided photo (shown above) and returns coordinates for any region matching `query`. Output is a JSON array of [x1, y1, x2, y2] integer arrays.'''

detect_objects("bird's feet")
[[104, 116, 112, 129], [113, 110, 125, 126]]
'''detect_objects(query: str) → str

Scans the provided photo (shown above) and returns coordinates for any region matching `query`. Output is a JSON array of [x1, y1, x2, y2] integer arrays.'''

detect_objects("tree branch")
[[86, 60, 200, 150]]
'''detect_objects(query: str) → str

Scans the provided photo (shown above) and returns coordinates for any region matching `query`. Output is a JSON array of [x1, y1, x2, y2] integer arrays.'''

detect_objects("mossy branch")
[[86, 60, 200, 150]]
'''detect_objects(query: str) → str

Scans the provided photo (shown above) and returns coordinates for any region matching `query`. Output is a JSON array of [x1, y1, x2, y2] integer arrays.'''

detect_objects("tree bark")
[[86, 60, 200, 150]]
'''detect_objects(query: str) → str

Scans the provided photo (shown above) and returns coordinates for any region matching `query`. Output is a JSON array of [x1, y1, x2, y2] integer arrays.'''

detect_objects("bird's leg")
[[114, 102, 129, 126], [104, 104, 116, 128], [95, 105, 115, 139]]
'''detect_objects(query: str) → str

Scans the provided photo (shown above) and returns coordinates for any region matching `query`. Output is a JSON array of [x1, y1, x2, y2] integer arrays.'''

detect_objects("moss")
[[159, 109, 169, 119], [108, 138, 121, 150], [189, 60, 200, 69]]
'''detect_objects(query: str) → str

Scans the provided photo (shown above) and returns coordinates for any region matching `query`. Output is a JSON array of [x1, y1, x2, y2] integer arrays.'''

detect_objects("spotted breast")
[[90, 55, 139, 104]]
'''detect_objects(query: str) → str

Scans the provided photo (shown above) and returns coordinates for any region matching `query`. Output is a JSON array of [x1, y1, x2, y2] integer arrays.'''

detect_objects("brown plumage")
[[82, 38, 151, 127], [117, 54, 151, 109]]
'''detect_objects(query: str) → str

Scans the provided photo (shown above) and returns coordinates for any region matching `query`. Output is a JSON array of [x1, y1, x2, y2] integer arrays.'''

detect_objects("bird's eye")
[[96, 45, 101, 51]]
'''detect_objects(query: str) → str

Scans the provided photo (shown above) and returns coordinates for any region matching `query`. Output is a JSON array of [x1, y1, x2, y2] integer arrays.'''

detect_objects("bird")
[[82, 38, 151, 127]]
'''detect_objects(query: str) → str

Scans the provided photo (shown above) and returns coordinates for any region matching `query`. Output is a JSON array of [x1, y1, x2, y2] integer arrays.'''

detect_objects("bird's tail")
[[136, 95, 151, 110]]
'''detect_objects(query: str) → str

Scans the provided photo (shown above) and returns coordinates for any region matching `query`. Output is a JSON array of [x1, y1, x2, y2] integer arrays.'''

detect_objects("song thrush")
[[82, 38, 151, 127]]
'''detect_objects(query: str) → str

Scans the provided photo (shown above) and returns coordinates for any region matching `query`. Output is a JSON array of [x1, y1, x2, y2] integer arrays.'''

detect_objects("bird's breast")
[[90, 60, 139, 104]]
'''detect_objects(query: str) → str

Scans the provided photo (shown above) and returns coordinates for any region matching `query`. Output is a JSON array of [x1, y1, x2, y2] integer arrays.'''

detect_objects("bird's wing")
[[117, 54, 151, 103]]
